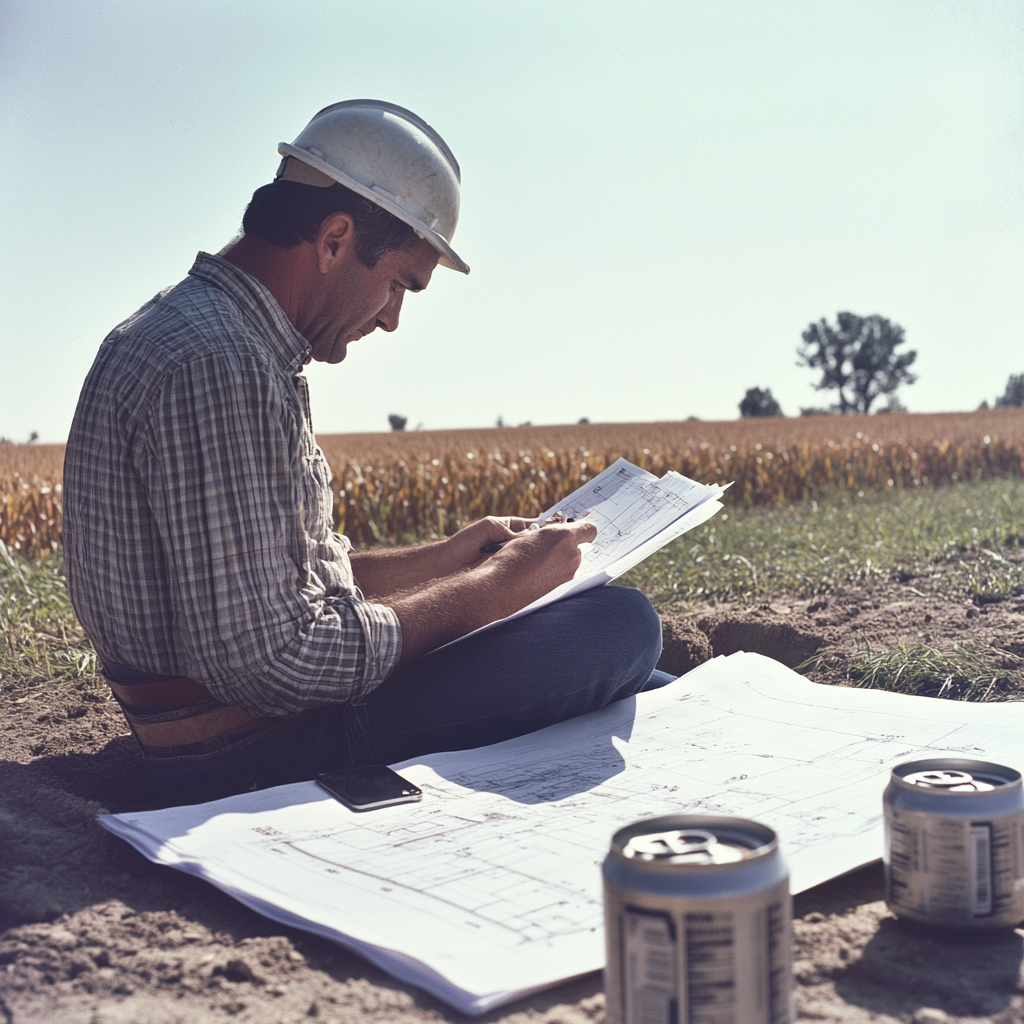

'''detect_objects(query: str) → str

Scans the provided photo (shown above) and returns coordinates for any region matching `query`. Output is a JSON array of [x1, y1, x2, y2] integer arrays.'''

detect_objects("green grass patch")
[[622, 477, 1024, 606], [0, 540, 100, 695], [4, 477, 1024, 696]]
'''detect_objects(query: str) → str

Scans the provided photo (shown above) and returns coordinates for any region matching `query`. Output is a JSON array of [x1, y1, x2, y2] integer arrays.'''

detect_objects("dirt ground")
[[2, 583, 1024, 1023]]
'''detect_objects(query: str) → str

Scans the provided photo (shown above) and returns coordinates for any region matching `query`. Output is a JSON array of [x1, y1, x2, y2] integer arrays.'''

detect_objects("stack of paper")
[[100, 653, 1024, 1015]]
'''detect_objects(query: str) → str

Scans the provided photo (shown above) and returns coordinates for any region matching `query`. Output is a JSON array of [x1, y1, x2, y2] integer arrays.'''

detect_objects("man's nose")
[[375, 290, 406, 333]]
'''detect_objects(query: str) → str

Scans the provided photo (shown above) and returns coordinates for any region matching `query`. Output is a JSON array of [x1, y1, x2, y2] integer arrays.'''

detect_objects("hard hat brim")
[[278, 143, 470, 274]]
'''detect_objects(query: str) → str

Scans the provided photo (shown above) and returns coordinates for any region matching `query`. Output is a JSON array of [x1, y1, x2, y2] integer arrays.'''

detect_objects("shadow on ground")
[[792, 863, 1024, 1021], [835, 917, 1023, 1019]]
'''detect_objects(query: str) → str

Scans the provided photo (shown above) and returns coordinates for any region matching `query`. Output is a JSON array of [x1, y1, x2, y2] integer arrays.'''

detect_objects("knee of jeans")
[[586, 587, 663, 666]]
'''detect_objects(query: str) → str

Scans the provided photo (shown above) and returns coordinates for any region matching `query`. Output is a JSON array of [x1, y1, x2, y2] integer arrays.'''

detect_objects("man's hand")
[[478, 519, 597, 596], [443, 516, 537, 571]]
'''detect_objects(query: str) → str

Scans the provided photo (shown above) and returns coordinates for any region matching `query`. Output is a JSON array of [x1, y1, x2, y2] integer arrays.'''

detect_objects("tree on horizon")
[[797, 312, 916, 414], [739, 387, 783, 418], [995, 373, 1024, 408]]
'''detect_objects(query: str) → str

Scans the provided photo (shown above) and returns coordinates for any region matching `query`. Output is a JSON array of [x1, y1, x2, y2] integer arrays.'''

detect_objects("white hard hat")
[[277, 99, 469, 274]]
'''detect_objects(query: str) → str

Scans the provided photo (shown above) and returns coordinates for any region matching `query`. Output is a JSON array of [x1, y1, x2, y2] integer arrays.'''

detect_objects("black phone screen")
[[315, 765, 422, 811]]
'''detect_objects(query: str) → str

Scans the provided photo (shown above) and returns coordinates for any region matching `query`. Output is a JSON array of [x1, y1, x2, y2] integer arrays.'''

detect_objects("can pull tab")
[[624, 829, 718, 860], [903, 769, 993, 791]]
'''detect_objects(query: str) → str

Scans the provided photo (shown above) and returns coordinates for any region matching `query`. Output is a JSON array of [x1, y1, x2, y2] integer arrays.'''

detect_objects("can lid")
[[903, 769, 995, 792], [891, 758, 1020, 794], [610, 815, 779, 872], [622, 828, 749, 865]]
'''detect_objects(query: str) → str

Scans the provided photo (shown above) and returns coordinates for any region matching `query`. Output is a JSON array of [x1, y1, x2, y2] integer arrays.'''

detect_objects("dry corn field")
[[3, 410, 1024, 557]]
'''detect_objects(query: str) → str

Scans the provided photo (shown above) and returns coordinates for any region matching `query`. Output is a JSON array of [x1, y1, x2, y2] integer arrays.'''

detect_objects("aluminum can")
[[603, 814, 792, 1024], [884, 757, 1024, 930]]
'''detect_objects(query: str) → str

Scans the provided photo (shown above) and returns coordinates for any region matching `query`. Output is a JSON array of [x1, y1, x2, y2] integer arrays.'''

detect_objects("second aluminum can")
[[884, 757, 1024, 930], [603, 814, 792, 1024]]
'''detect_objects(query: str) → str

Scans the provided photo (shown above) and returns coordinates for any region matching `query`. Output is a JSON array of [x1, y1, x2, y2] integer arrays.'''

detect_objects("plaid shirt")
[[63, 252, 402, 717]]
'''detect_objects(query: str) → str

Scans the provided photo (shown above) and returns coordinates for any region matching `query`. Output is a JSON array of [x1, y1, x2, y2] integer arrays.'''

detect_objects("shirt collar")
[[187, 251, 312, 374]]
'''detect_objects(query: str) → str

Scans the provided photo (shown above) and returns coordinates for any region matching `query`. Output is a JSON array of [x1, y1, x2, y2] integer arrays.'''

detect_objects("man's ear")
[[316, 211, 357, 274]]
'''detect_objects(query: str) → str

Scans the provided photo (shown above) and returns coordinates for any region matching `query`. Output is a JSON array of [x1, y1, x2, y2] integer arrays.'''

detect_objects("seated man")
[[63, 100, 668, 804]]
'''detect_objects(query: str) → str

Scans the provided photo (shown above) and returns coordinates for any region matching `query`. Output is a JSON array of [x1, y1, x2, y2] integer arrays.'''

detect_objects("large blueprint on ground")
[[100, 652, 1024, 1015]]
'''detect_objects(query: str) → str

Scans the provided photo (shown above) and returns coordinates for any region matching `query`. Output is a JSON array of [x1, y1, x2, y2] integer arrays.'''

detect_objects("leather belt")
[[106, 676, 213, 706], [106, 675, 280, 749]]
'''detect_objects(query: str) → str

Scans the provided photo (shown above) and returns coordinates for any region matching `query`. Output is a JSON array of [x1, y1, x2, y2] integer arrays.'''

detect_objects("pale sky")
[[1, 0, 1022, 443]]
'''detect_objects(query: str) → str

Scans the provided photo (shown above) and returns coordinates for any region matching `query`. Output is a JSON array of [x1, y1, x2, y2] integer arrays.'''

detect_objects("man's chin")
[[312, 341, 348, 364]]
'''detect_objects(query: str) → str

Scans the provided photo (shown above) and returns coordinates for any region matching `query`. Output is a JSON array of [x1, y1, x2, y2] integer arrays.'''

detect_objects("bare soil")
[[657, 579, 1024, 692], [3, 586, 1024, 1023]]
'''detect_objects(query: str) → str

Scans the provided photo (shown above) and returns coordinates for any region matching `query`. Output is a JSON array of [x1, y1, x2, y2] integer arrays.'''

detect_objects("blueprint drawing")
[[100, 653, 1024, 1015]]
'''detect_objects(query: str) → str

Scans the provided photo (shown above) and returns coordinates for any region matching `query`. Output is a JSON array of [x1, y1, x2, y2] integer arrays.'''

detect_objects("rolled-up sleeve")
[[140, 351, 402, 716]]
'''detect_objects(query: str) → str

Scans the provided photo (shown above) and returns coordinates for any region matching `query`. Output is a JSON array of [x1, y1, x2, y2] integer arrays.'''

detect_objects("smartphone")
[[315, 765, 422, 812]]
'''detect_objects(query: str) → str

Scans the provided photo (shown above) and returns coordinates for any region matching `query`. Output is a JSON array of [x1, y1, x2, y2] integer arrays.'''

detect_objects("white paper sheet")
[[542, 460, 721, 577], [99, 653, 1024, 1015]]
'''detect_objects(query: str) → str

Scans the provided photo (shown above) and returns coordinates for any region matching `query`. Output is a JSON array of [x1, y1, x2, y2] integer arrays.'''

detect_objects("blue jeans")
[[139, 587, 671, 804]]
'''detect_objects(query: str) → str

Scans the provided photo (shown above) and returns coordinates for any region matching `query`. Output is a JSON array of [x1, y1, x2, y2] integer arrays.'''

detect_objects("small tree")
[[797, 312, 916, 414], [388, 414, 407, 431], [995, 373, 1024, 408], [739, 387, 783, 418]]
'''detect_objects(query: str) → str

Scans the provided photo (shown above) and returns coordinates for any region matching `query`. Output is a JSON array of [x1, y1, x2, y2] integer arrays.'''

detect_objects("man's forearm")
[[350, 540, 457, 599], [349, 516, 532, 598], [387, 520, 598, 665], [388, 561, 531, 664]]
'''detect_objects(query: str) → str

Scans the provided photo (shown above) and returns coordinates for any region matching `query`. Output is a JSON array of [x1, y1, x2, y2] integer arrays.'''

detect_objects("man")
[[63, 100, 667, 804]]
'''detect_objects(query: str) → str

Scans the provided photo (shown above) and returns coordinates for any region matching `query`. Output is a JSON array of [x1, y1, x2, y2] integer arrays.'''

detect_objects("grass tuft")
[[844, 640, 1023, 701]]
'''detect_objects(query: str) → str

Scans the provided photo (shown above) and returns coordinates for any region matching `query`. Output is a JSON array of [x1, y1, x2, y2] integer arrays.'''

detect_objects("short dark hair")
[[241, 179, 418, 268]]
